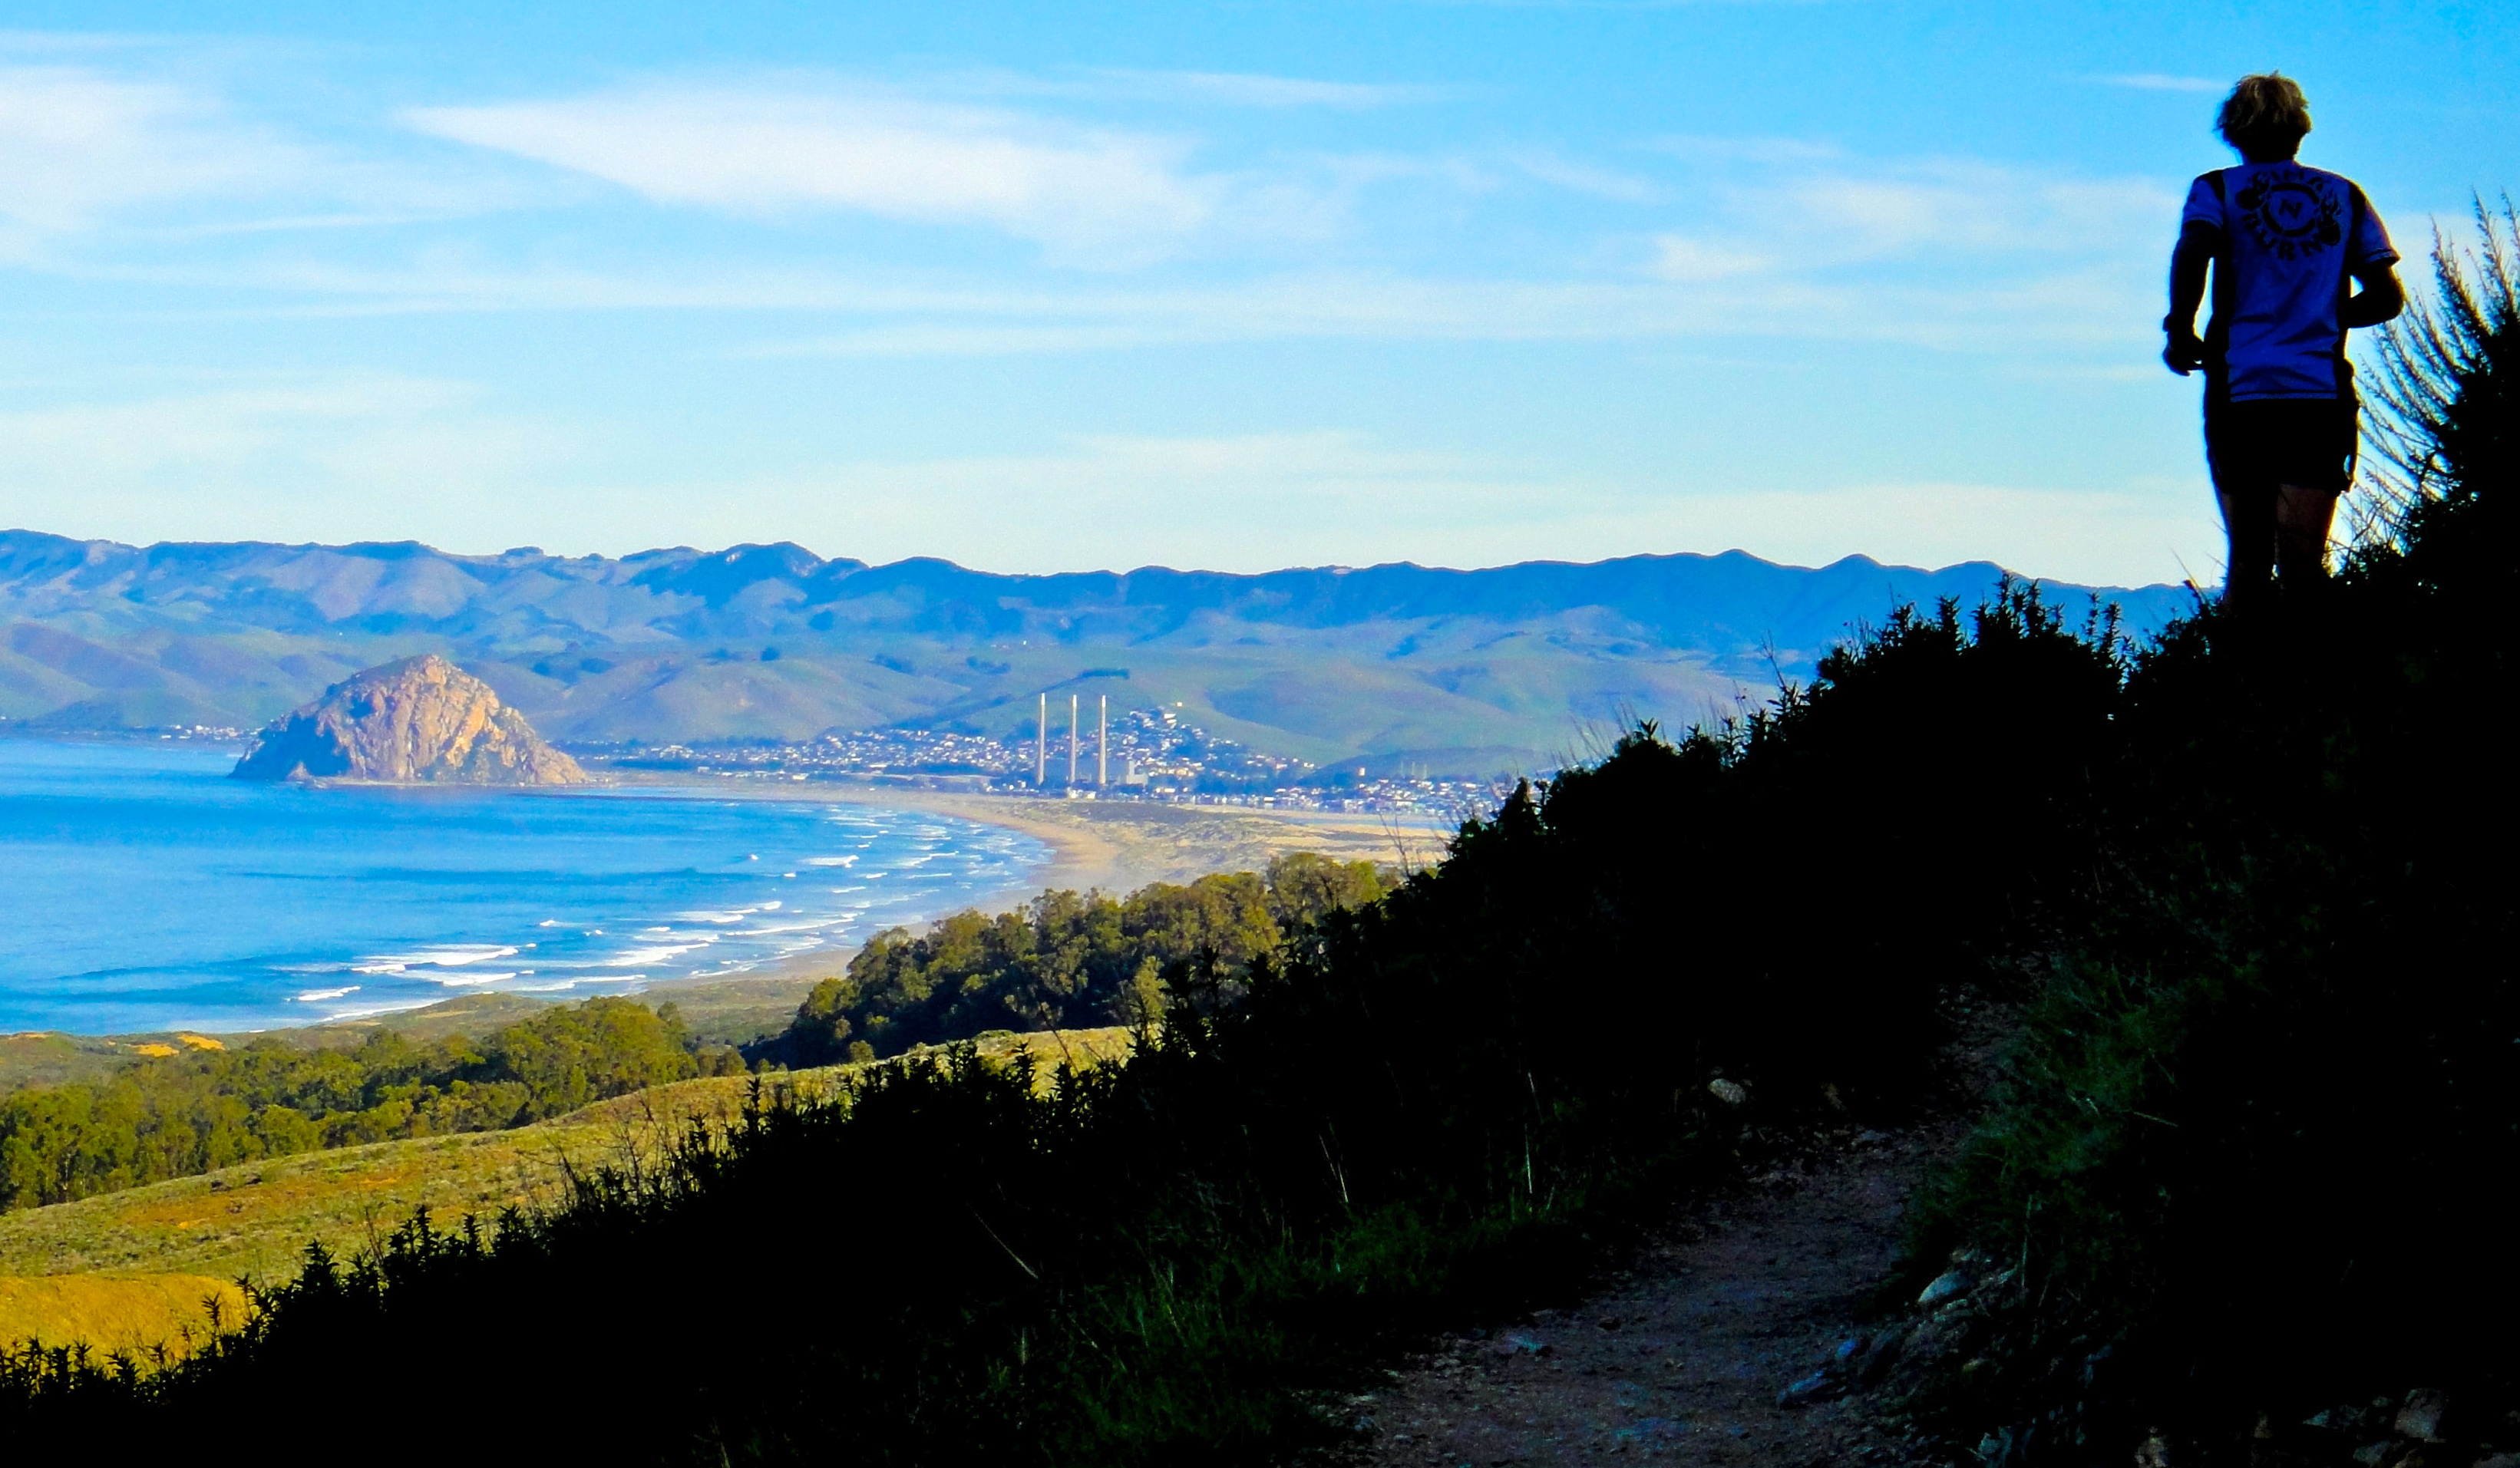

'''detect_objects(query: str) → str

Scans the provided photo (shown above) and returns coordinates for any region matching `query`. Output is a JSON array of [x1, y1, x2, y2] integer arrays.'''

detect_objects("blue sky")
[[2, 2, 2511, 585]]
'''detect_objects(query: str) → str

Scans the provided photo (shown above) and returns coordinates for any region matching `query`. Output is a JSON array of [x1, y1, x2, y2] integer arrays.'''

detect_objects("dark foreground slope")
[[0, 582, 2133, 1463], [1876, 209, 2518, 1467], [4, 507, 2502, 1464]]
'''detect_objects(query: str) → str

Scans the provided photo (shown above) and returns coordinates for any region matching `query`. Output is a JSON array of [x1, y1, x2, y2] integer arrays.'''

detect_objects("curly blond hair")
[[2218, 73, 2313, 157]]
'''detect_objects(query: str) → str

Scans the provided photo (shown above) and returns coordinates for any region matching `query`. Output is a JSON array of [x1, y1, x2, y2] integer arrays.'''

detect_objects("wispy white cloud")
[[918, 64, 1454, 110], [404, 85, 1222, 262], [1647, 236, 1772, 281], [1077, 68, 1452, 109], [0, 51, 2175, 365], [0, 64, 309, 237], [0, 375, 578, 546], [1648, 134, 1843, 167], [1771, 165, 2169, 260], [1505, 147, 1663, 202], [0, 30, 186, 57], [1402, 0, 1835, 9], [0, 59, 552, 263], [2092, 73, 2224, 93], [716, 256, 2146, 362]]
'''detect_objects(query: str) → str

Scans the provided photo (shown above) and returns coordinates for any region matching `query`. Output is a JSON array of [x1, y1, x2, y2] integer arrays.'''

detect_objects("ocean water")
[[0, 740, 1049, 1035]]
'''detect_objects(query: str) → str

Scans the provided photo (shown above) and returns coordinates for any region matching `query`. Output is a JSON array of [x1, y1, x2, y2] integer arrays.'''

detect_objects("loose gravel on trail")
[[1357, 1128, 1952, 1467]]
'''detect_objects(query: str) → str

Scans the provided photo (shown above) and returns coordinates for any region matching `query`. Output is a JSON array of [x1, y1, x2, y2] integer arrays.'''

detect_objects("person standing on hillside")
[[2163, 73, 2404, 606]]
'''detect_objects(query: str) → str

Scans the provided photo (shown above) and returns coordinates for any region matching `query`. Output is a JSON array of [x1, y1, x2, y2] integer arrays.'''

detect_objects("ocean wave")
[[514, 975, 643, 992], [601, 942, 715, 966], [292, 985, 361, 1002], [352, 944, 520, 975], [429, 971, 517, 987], [325, 998, 444, 1021]]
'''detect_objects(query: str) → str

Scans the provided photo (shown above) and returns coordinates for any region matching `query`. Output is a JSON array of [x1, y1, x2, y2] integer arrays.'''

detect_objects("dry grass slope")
[[0, 1028, 1134, 1341], [0, 1275, 247, 1357]]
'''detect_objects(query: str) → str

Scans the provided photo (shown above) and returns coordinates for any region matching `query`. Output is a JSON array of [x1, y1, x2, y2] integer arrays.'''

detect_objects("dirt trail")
[[1360, 1127, 1954, 1467]]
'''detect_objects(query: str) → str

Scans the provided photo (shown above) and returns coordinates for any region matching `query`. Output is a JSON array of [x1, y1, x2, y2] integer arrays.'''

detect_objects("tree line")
[[1, 852, 1390, 1216], [0, 998, 742, 1211], [758, 851, 1388, 1066]]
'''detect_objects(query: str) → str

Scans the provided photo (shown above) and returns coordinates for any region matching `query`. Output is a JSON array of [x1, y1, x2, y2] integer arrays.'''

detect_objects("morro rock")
[[232, 655, 589, 785]]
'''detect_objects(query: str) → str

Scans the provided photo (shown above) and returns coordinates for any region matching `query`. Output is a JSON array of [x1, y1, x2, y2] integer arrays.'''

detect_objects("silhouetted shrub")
[[1898, 209, 2514, 1466]]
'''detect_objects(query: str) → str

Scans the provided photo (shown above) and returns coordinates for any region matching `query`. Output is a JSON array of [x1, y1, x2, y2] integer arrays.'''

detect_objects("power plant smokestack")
[[1067, 694, 1079, 789], [1098, 694, 1108, 788], [1035, 694, 1046, 787]]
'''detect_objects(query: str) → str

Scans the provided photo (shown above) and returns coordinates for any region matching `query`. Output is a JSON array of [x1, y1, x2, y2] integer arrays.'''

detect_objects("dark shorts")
[[2204, 394, 2359, 497]]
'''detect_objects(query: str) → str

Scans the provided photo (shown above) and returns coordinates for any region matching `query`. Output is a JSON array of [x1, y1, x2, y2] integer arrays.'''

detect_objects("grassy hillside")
[[0, 1028, 1131, 1294], [0, 1032, 147, 1091], [2, 539, 2187, 767], [0, 978, 824, 1096], [0, 1275, 246, 1357], [289, 976, 823, 1054]]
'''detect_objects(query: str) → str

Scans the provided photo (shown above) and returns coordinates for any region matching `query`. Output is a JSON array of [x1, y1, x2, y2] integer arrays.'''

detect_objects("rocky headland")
[[230, 655, 588, 785]]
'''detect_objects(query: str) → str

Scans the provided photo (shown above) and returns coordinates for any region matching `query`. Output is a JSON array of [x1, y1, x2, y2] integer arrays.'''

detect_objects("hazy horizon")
[[4, 523, 2190, 588]]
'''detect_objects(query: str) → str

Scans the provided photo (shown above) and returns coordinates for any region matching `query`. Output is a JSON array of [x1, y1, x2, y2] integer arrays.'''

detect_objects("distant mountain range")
[[0, 530, 2192, 774]]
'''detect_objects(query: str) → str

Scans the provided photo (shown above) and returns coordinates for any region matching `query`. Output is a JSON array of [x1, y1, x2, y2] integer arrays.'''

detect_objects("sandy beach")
[[817, 788, 1436, 895], [623, 780, 1461, 1000]]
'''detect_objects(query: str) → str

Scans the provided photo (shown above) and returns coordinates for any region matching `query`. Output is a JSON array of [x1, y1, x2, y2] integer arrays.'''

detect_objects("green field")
[[0, 1028, 1134, 1346], [0, 976, 827, 1097], [0, 1274, 247, 1357]]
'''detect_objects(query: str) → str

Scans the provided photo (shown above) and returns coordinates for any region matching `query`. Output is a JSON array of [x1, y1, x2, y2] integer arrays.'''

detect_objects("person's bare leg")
[[2273, 484, 2340, 583], [2220, 488, 2275, 609]]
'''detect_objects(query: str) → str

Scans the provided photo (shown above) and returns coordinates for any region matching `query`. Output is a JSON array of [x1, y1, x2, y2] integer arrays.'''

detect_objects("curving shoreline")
[[1, 757, 1440, 1056], [611, 777, 1425, 902], [614, 778, 1433, 996]]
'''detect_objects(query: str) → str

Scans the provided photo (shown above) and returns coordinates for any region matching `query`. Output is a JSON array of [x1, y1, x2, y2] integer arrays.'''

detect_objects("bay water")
[[0, 739, 1049, 1034]]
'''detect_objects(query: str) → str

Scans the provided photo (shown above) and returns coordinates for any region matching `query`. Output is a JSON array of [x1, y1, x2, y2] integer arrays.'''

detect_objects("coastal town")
[[5, 704, 1526, 819], [586, 704, 1525, 816]]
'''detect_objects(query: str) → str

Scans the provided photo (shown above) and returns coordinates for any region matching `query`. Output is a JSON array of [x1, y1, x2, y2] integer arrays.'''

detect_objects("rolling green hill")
[[1, 534, 2186, 771], [0, 1028, 1134, 1293]]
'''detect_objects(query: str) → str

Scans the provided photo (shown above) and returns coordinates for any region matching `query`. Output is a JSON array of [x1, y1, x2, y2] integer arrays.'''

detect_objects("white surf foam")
[[352, 944, 520, 975]]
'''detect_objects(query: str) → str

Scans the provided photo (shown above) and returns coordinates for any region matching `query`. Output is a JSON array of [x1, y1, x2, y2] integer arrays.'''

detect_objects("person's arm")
[[2342, 260, 2405, 328], [2164, 219, 2217, 375]]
